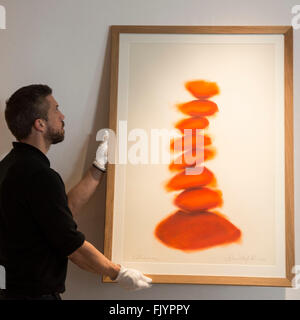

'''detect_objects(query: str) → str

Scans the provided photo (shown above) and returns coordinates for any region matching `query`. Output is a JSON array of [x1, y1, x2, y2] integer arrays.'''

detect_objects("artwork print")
[[104, 27, 294, 286]]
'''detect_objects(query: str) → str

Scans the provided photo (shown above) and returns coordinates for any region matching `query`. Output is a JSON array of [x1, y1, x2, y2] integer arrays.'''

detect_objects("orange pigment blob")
[[166, 167, 215, 191], [185, 80, 220, 99], [177, 100, 219, 117], [174, 187, 223, 211], [156, 79, 242, 252], [169, 148, 216, 171], [175, 117, 209, 134], [155, 210, 241, 251], [170, 134, 212, 152]]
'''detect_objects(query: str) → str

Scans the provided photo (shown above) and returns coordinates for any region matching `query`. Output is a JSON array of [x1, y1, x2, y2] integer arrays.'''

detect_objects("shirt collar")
[[12, 142, 50, 167]]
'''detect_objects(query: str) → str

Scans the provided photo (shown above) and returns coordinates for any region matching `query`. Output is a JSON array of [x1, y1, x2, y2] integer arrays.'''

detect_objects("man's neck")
[[19, 137, 50, 155]]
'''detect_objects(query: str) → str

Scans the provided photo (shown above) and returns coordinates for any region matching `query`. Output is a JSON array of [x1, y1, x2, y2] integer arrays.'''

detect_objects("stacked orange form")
[[155, 80, 242, 251]]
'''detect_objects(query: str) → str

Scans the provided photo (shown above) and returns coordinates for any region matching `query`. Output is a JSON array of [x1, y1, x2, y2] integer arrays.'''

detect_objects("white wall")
[[0, 0, 299, 300]]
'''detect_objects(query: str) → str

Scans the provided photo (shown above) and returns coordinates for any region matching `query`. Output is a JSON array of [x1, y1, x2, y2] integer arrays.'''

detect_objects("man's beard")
[[45, 122, 65, 145]]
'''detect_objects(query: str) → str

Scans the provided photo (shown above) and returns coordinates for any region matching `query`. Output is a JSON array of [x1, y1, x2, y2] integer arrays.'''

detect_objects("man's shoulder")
[[0, 148, 16, 170], [0, 150, 14, 181], [0, 147, 65, 192], [1, 153, 60, 185], [31, 166, 62, 181], [8, 156, 49, 178], [30, 166, 65, 191]]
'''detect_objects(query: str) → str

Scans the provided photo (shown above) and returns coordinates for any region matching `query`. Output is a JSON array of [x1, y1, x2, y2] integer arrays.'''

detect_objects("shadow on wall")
[[63, 28, 112, 299], [70, 25, 112, 244], [0, 100, 14, 159]]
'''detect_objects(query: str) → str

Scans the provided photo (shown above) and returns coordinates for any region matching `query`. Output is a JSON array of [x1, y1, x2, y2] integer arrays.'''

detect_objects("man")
[[0, 84, 151, 300]]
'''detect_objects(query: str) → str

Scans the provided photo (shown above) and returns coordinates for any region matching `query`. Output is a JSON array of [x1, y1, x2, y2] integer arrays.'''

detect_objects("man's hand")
[[115, 266, 152, 291], [93, 129, 109, 173]]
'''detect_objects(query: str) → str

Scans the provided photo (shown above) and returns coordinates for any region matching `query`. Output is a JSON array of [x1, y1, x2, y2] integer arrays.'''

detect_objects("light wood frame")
[[103, 26, 294, 287]]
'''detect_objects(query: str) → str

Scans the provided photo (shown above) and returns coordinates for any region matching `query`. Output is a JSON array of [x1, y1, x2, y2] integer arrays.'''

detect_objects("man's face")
[[44, 95, 65, 144]]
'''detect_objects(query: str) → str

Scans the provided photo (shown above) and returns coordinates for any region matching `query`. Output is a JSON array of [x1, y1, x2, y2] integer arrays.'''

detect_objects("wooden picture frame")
[[103, 26, 294, 287]]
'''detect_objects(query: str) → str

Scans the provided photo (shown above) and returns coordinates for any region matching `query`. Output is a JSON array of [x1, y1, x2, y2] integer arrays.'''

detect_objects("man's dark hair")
[[5, 84, 52, 140]]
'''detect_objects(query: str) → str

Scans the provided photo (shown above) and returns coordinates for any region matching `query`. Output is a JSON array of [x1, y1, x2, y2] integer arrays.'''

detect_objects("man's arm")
[[68, 240, 152, 290], [67, 166, 104, 217], [67, 130, 109, 216], [68, 240, 120, 279]]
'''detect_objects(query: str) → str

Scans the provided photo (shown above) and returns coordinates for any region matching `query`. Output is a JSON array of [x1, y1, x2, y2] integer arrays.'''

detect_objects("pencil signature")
[[224, 254, 266, 264], [131, 254, 159, 262]]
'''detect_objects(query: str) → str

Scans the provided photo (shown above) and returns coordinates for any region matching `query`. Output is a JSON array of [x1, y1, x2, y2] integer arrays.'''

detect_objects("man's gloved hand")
[[93, 130, 109, 172], [115, 265, 152, 291]]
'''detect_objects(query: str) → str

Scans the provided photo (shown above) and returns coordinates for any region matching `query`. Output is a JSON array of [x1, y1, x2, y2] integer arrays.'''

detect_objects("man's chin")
[[51, 139, 64, 145], [52, 136, 65, 144], [50, 133, 65, 145], [45, 128, 65, 145]]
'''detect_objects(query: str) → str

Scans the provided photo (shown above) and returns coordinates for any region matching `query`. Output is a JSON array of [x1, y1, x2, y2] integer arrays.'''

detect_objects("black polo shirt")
[[0, 142, 85, 296]]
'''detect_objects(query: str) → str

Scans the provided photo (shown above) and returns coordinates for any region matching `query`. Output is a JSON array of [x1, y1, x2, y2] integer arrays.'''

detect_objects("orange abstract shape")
[[174, 187, 223, 211], [166, 167, 216, 191], [178, 100, 219, 117], [185, 80, 220, 99], [156, 79, 242, 252], [170, 134, 212, 152], [175, 117, 209, 134], [169, 147, 216, 171], [155, 211, 241, 251]]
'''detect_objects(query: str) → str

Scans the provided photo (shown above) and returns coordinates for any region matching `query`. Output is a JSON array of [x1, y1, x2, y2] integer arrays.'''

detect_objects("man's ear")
[[33, 119, 46, 133]]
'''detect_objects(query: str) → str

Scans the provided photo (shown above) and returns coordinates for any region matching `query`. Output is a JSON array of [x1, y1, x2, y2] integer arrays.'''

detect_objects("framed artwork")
[[103, 26, 294, 286]]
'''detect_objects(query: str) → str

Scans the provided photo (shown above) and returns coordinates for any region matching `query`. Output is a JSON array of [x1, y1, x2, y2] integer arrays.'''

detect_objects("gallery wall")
[[0, 0, 299, 299]]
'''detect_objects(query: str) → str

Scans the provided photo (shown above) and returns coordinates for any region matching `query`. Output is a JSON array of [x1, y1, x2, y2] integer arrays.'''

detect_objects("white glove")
[[93, 129, 109, 172], [115, 266, 152, 291]]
